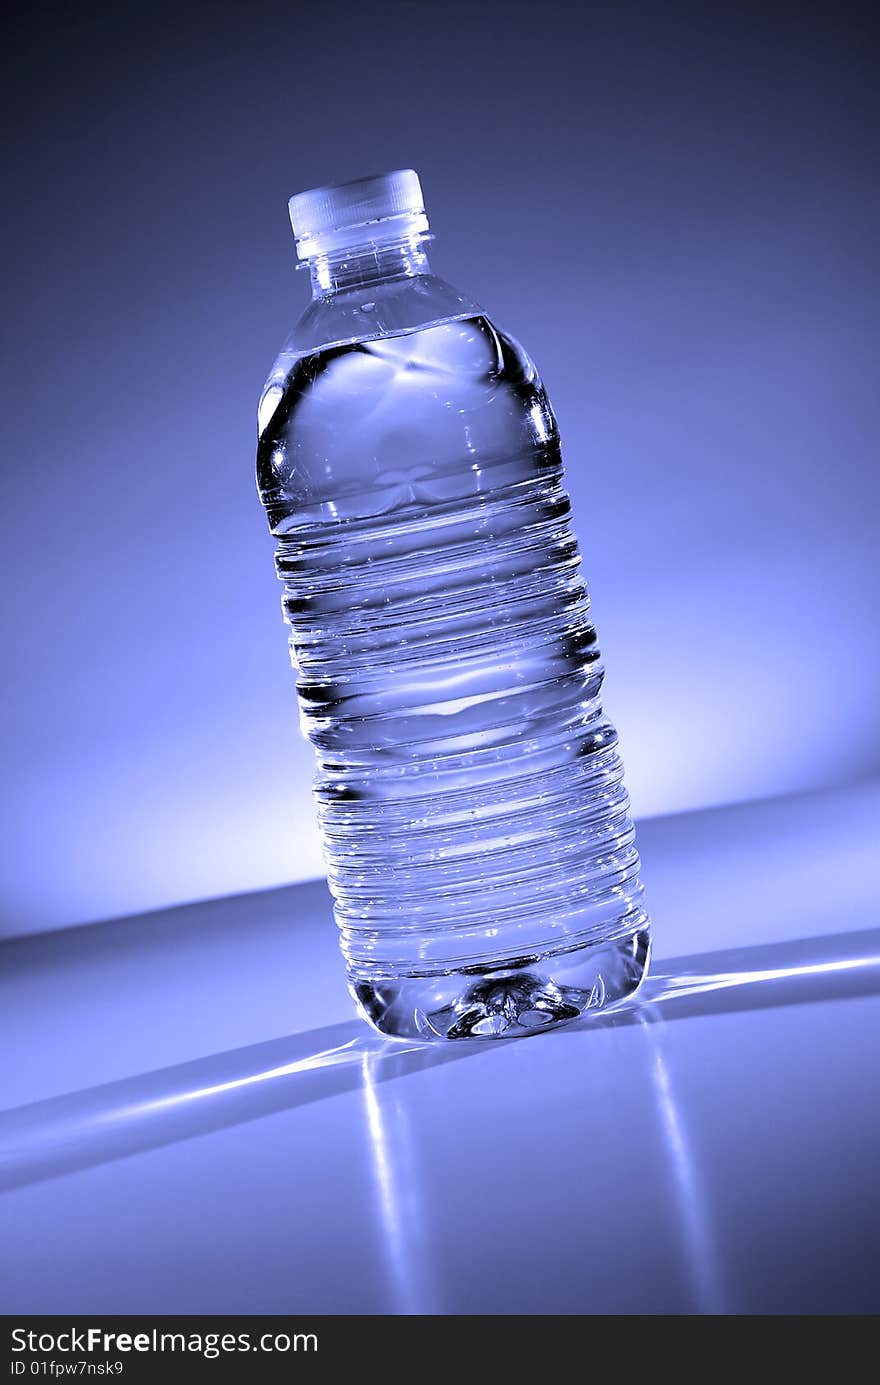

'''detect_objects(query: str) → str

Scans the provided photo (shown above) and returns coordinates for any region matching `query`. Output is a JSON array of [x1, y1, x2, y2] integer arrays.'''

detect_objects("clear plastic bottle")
[[257, 170, 651, 1040]]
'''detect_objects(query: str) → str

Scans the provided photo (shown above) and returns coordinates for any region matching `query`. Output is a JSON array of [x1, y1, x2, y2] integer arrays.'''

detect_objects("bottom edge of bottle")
[[350, 922, 651, 1042]]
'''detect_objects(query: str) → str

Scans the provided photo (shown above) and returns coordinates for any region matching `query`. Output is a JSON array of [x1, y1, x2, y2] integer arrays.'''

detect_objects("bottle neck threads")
[[308, 235, 432, 297]]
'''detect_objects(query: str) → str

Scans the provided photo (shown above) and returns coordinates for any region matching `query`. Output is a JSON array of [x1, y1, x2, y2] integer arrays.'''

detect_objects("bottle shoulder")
[[282, 274, 478, 362], [259, 277, 549, 439], [256, 303, 560, 531]]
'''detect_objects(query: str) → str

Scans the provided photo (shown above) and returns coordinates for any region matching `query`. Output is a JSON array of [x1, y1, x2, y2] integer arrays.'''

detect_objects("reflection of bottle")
[[257, 170, 651, 1040], [360, 1048, 438, 1314]]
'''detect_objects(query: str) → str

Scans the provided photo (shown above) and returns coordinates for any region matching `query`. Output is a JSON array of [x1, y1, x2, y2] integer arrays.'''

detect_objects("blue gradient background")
[[2, 0, 878, 936]]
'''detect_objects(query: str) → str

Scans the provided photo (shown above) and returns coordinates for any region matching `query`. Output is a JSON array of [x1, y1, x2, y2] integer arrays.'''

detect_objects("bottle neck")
[[307, 235, 432, 297]]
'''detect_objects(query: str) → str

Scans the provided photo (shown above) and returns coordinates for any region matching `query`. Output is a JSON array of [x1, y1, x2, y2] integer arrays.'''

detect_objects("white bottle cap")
[[288, 169, 429, 260]]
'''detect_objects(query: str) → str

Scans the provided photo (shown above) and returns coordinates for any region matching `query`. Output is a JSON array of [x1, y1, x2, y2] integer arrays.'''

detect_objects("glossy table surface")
[[2, 782, 879, 1315]]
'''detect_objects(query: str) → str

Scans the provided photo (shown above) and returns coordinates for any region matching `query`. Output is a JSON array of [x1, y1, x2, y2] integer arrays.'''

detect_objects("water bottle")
[[257, 170, 651, 1040]]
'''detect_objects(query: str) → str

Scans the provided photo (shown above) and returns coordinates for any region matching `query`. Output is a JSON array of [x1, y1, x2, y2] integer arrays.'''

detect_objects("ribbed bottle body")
[[258, 313, 650, 1037]]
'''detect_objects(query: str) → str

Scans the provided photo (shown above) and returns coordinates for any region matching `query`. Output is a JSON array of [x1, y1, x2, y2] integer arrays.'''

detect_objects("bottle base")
[[351, 924, 651, 1041]]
